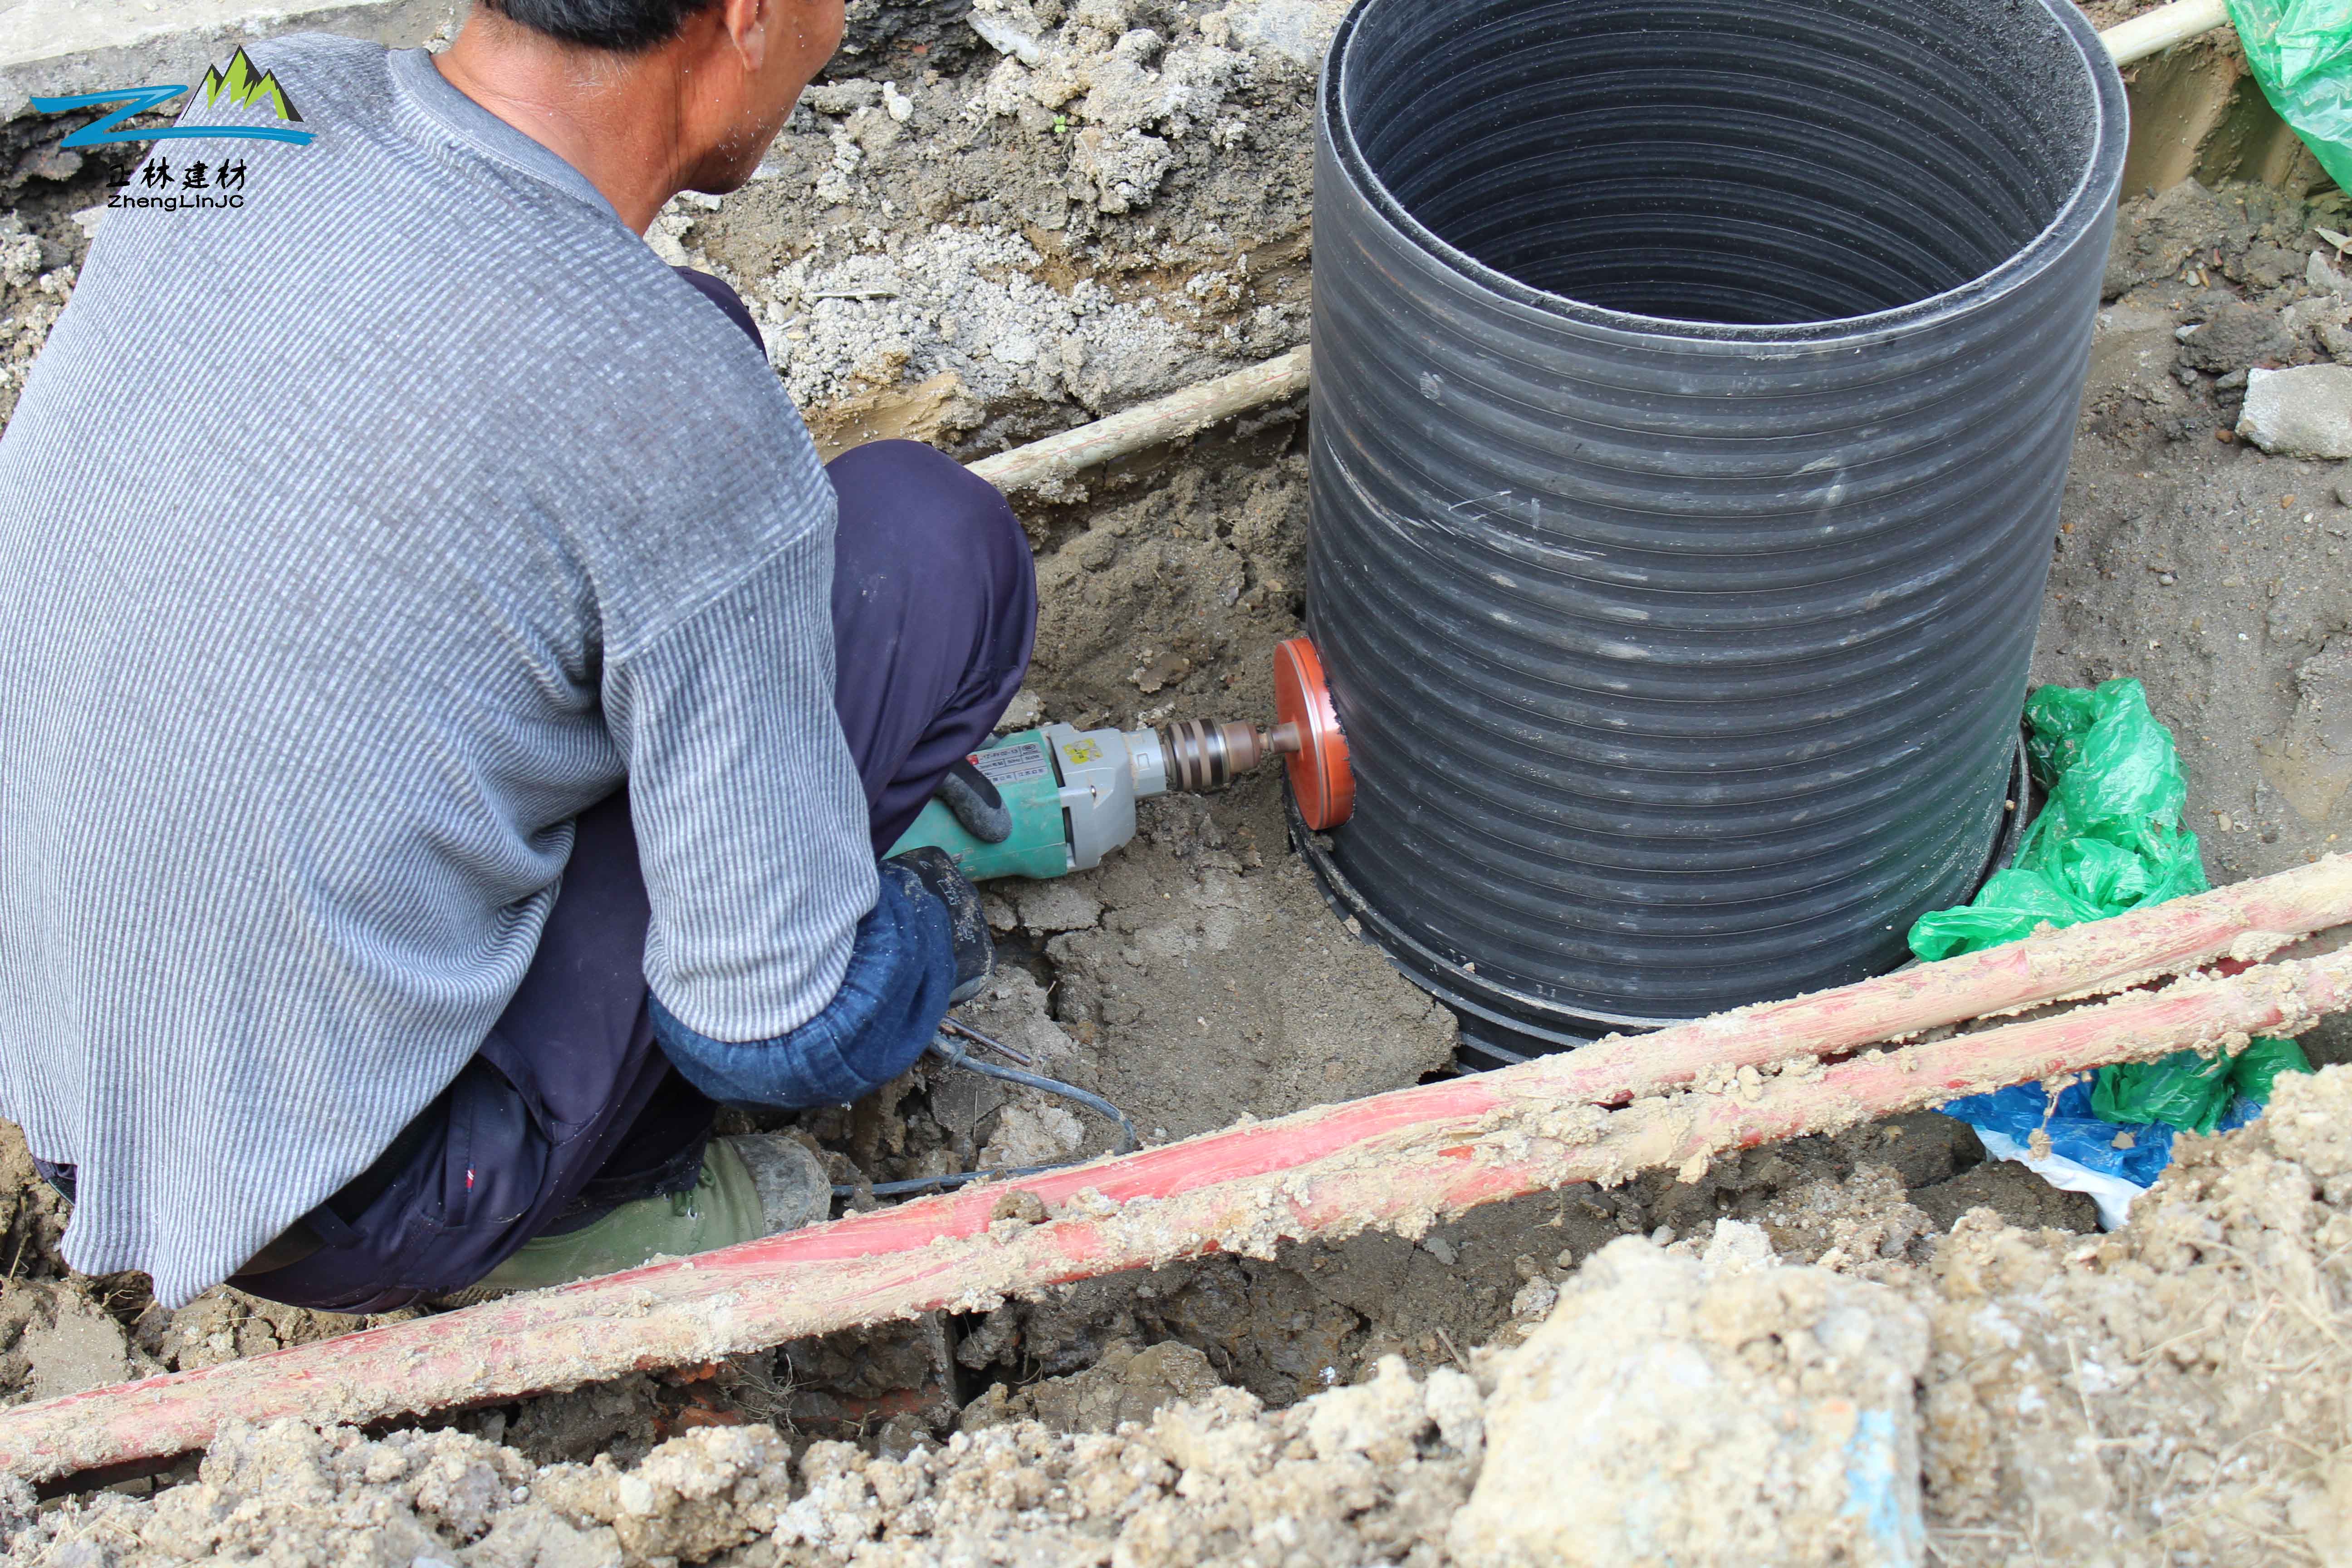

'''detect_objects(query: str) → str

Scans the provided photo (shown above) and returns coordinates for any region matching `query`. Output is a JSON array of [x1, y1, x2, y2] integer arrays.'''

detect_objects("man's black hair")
[[480, 0, 726, 51]]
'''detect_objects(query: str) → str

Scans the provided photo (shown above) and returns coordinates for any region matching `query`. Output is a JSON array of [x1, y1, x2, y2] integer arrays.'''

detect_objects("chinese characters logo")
[[98, 152, 256, 215], [121, 159, 251, 194]]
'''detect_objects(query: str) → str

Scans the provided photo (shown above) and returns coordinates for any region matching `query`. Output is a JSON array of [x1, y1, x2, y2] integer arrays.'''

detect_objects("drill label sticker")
[[1058, 737, 1105, 766], [970, 741, 1050, 786]]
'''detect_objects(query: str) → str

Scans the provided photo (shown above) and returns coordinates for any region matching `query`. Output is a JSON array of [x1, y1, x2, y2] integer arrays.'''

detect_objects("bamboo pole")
[[5, 858, 2351, 1485], [2104, 0, 2232, 67], [965, 345, 1309, 495]]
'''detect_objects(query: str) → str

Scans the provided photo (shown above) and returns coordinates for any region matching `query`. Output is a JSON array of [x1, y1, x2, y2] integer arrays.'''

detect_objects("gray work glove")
[[883, 844, 995, 1004], [935, 757, 1012, 843]]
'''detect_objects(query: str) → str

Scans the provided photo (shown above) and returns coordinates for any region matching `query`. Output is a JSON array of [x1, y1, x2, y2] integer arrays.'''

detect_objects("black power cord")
[[828, 1025, 1139, 1200]]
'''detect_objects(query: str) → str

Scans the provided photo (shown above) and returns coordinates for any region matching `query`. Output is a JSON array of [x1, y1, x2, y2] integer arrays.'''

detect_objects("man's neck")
[[432, 13, 692, 234]]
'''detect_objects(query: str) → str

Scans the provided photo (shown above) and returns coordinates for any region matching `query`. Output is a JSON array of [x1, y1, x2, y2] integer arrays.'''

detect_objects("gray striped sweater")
[[0, 38, 875, 1306]]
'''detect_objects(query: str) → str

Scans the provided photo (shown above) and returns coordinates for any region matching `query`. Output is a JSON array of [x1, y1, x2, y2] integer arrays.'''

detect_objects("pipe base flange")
[[1290, 734, 2036, 1065]]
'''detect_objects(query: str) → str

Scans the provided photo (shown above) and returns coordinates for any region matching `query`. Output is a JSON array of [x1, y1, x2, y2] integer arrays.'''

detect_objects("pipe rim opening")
[[1323, 0, 2127, 342]]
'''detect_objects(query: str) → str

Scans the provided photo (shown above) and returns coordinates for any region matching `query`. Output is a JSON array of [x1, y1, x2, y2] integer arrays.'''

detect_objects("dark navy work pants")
[[212, 430, 1034, 1312]]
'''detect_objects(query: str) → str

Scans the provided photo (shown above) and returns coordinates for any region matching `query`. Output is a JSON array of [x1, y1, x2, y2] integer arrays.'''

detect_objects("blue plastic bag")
[[1936, 1079, 2175, 1189]]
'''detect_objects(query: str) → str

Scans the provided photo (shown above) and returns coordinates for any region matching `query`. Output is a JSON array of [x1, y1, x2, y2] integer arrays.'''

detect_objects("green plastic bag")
[[2092, 1049, 2235, 1135], [2226, 0, 2352, 195], [1911, 681, 2202, 961], [1909, 678, 2312, 1136], [2232, 1034, 2318, 1101], [2094, 1038, 2315, 1135]]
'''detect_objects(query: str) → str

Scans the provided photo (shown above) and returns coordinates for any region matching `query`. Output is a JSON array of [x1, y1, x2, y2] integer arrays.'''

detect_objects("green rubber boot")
[[437, 1134, 831, 1305]]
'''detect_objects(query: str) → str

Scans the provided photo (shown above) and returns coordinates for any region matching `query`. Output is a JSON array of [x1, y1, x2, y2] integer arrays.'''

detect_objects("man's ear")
[[718, 0, 771, 72]]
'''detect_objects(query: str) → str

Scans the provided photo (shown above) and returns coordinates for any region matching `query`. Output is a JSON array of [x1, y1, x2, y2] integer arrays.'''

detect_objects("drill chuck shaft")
[[1156, 719, 1301, 793]]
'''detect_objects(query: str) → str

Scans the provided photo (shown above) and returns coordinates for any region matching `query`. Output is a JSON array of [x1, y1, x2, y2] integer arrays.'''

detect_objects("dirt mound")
[[680, 0, 1337, 460], [1923, 1063, 2352, 1565]]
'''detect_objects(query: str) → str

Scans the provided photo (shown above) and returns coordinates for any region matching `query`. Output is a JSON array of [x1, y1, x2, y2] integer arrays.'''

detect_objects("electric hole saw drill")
[[885, 637, 1354, 881]]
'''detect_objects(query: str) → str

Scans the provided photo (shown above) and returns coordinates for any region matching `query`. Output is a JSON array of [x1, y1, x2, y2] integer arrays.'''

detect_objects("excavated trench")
[[5, 0, 2352, 1561]]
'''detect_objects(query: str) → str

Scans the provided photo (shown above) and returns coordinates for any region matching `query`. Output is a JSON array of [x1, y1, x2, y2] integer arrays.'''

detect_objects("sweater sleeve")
[[602, 529, 890, 1046], [648, 858, 954, 1106]]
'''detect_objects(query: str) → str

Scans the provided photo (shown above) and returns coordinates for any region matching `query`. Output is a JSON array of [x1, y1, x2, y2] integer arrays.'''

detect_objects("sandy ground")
[[3, 0, 2352, 1560], [2050, 176, 2352, 1068]]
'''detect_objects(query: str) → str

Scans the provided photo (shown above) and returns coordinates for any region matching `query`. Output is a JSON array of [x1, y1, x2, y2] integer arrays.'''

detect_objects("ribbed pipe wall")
[[1303, 0, 2127, 1042]]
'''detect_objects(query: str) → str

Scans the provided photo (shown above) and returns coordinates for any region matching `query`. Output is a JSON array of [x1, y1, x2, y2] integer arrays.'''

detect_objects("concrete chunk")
[[1450, 1238, 1931, 1568], [2239, 364, 2352, 459]]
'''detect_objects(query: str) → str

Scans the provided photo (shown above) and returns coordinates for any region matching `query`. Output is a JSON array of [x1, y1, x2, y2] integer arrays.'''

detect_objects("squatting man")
[[0, 0, 1038, 1310]]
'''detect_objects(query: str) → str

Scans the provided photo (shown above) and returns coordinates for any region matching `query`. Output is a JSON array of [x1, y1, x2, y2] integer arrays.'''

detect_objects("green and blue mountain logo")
[[34, 48, 314, 148], [198, 49, 303, 124]]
